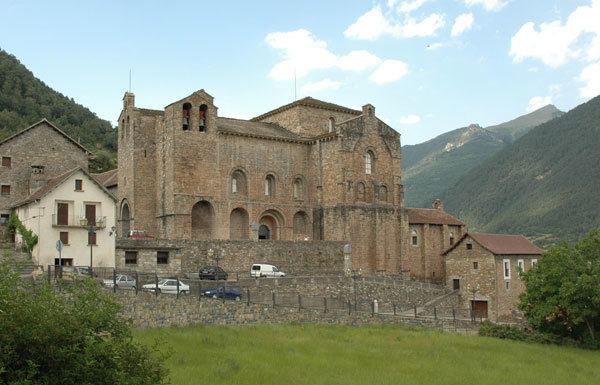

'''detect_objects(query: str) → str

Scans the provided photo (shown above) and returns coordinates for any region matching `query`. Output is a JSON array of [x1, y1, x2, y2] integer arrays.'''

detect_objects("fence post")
[[113, 269, 117, 293], [434, 306, 437, 320], [393, 303, 397, 316], [155, 274, 159, 297], [176, 276, 180, 299], [199, 282, 202, 301], [272, 291, 276, 308], [348, 300, 351, 315], [135, 271, 138, 295], [298, 294, 302, 310], [452, 308, 456, 322], [324, 297, 327, 314], [47, 265, 51, 284], [236, 272, 239, 282], [414, 305, 417, 318]]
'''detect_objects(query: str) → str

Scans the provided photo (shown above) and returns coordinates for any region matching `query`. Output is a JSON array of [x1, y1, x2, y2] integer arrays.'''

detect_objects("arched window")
[[379, 185, 388, 202], [293, 178, 303, 199], [199, 104, 208, 132], [265, 174, 275, 196], [182, 103, 192, 130], [411, 230, 418, 246], [231, 170, 247, 196], [121, 202, 130, 238], [356, 182, 366, 201], [365, 151, 374, 175], [328, 117, 335, 133], [191, 200, 214, 240], [230, 208, 249, 240]]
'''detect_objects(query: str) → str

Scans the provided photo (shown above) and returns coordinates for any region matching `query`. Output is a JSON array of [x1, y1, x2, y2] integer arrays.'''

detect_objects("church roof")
[[217, 117, 306, 142], [251, 97, 361, 122], [443, 232, 543, 256], [0, 119, 92, 155], [406, 208, 465, 226]]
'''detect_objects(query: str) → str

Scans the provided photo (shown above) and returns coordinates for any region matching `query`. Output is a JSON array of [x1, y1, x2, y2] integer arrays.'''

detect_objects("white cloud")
[[344, 6, 445, 40], [526, 96, 553, 113], [369, 60, 409, 84], [400, 13, 446, 38], [451, 13, 474, 37], [463, 0, 508, 12], [337, 50, 381, 72], [399, 114, 421, 124], [301, 78, 343, 94], [579, 61, 600, 98], [510, 1, 600, 68], [265, 29, 338, 80], [426, 42, 443, 50], [397, 0, 428, 14]]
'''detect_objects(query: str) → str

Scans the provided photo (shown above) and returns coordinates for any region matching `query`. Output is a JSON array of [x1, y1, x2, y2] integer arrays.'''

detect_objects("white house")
[[13, 167, 117, 269]]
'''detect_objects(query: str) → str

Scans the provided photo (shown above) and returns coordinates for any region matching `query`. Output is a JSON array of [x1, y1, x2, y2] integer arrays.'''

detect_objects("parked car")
[[60, 266, 97, 279], [103, 274, 136, 290], [142, 279, 189, 294], [199, 266, 228, 280], [202, 285, 241, 300], [250, 264, 286, 278]]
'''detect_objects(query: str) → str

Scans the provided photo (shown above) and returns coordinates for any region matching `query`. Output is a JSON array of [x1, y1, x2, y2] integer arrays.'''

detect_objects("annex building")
[[115, 90, 464, 278]]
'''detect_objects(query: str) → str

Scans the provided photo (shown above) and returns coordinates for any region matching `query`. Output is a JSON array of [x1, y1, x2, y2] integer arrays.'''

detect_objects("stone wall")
[[116, 238, 346, 276], [115, 290, 477, 332]]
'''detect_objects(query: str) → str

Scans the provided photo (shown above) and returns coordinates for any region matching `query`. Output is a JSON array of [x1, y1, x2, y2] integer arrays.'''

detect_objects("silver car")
[[142, 279, 189, 294], [103, 274, 137, 290]]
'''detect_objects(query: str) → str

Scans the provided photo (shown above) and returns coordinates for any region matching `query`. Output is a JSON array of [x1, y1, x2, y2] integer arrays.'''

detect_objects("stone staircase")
[[0, 246, 38, 276]]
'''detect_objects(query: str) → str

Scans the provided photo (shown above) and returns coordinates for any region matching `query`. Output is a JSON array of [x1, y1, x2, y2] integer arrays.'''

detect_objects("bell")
[[199, 119, 205, 127], [182, 117, 189, 125]]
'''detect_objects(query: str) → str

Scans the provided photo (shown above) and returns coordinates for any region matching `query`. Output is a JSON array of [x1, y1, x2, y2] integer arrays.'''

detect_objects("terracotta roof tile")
[[443, 232, 543, 255], [217, 117, 305, 141], [251, 97, 361, 122], [406, 208, 465, 226], [92, 169, 118, 188]]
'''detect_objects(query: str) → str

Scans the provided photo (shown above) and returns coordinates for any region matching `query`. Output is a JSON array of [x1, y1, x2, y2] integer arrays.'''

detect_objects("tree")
[[519, 229, 600, 345], [0, 260, 169, 385]]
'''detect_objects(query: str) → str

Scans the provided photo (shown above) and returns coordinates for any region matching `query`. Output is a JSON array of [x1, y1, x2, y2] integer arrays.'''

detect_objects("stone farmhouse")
[[115, 90, 465, 279], [0, 119, 117, 268], [444, 232, 543, 322]]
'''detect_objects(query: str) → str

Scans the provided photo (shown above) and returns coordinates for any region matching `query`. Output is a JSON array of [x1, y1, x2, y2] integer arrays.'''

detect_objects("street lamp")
[[207, 248, 224, 268], [88, 223, 96, 272]]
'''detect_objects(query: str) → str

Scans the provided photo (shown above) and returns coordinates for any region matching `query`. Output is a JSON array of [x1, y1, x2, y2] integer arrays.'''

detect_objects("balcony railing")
[[52, 215, 106, 228]]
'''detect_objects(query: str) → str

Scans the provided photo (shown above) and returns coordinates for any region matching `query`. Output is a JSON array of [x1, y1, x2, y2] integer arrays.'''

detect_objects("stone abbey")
[[116, 89, 465, 279]]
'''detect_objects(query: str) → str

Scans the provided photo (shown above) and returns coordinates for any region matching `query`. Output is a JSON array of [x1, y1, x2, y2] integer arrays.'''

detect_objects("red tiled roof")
[[92, 168, 118, 188], [406, 208, 465, 226], [443, 232, 543, 255], [251, 97, 361, 122]]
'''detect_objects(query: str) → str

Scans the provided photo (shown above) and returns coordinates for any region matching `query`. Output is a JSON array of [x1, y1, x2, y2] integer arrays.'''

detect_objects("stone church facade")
[[116, 90, 461, 275]]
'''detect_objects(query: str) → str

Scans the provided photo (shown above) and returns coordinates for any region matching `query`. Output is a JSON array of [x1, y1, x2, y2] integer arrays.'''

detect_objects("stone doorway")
[[471, 300, 488, 319], [258, 224, 270, 240]]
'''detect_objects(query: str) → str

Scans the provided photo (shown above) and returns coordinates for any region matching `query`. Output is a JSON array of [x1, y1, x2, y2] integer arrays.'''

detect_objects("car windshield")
[[157, 279, 168, 285], [252, 265, 260, 270]]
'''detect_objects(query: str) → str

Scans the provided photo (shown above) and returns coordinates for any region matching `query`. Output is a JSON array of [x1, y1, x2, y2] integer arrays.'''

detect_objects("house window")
[[231, 177, 237, 193], [293, 178, 303, 199], [503, 259, 511, 280], [0, 214, 9, 224], [31, 165, 45, 174], [56, 203, 69, 226], [531, 259, 538, 267], [379, 185, 388, 202], [85, 204, 96, 226], [411, 230, 418, 246], [75, 179, 83, 191], [125, 251, 138, 265], [265, 175, 275, 196], [517, 259, 525, 275], [452, 279, 460, 290], [505, 281, 510, 290], [466, 243, 473, 250], [1, 185, 10, 195], [59, 231, 69, 245], [88, 231, 97, 246], [365, 151, 374, 175], [1, 157, 11, 168], [157, 251, 169, 264], [473, 261, 478, 269]]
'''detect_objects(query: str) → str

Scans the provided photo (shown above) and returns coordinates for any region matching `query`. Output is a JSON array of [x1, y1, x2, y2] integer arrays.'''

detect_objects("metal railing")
[[51, 215, 106, 228]]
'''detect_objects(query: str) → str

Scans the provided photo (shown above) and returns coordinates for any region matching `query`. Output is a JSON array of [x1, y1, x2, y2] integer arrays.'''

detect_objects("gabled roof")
[[251, 97, 361, 122], [92, 168, 118, 188], [406, 208, 465, 226], [443, 232, 543, 256], [217, 117, 306, 142], [12, 167, 116, 208], [0, 119, 92, 155]]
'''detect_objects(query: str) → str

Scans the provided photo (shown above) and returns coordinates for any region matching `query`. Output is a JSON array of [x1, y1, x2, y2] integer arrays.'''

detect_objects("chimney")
[[432, 199, 444, 211]]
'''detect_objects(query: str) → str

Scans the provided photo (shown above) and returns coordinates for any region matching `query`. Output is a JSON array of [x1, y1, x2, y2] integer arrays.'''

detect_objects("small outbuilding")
[[443, 232, 543, 322]]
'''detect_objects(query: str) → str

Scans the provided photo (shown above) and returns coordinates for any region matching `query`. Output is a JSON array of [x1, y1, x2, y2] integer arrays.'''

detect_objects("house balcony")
[[52, 215, 107, 229]]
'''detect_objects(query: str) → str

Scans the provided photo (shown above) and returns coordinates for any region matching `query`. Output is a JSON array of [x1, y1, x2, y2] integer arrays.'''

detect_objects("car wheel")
[[181, 290, 187, 295], [212, 294, 218, 299], [132, 286, 136, 291]]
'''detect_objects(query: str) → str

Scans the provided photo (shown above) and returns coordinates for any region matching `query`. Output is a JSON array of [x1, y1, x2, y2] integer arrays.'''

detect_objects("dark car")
[[199, 266, 228, 280], [202, 285, 241, 300]]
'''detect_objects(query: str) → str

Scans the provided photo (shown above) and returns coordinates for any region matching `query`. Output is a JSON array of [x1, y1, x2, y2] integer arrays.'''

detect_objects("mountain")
[[443, 95, 600, 245], [0, 49, 116, 170], [402, 106, 563, 207]]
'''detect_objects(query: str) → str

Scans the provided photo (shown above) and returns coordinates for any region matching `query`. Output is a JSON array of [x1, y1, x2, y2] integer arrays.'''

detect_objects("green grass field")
[[135, 324, 600, 385]]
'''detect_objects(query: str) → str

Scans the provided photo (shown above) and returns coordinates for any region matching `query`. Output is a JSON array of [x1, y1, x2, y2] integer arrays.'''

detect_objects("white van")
[[251, 264, 286, 278]]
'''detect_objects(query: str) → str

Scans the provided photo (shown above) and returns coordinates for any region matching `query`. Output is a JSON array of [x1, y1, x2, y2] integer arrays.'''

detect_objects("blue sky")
[[1, 0, 599, 145]]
